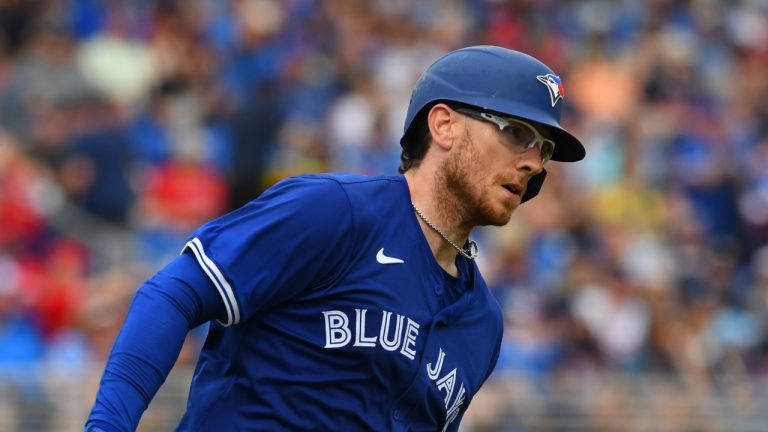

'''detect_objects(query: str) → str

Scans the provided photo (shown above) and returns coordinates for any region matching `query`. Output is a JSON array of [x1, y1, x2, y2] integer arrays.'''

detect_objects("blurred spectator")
[[226, 81, 284, 208], [0, 132, 51, 252], [0, 255, 43, 369], [572, 268, 650, 370], [75, 13, 157, 108], [57, 96, 134, 225], [133, 130, 229, 262]]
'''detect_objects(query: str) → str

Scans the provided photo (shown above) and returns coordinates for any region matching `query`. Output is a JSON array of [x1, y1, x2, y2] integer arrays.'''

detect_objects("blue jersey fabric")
[[179, 173, 504, 431]]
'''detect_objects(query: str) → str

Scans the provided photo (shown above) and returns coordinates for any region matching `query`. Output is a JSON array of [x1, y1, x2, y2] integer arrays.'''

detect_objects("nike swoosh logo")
[[376, 248, 404, 264]]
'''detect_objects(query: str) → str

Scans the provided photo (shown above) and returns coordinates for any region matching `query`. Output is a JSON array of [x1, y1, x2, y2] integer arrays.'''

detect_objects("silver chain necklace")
[[412, 202, 478, 260]]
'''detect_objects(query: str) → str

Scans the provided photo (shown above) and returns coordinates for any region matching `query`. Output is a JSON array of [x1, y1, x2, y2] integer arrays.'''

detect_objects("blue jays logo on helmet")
[[536, 74, 564, 107]]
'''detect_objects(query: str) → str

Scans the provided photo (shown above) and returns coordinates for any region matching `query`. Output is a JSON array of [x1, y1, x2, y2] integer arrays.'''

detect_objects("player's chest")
[[266, 254, 499, 424]]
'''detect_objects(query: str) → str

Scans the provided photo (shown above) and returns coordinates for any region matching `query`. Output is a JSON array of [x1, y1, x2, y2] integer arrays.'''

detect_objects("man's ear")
[[426, 103, 458, 151]]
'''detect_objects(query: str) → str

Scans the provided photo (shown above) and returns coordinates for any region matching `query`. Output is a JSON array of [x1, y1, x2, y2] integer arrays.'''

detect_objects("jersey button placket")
[[434, 283, 444, 295]]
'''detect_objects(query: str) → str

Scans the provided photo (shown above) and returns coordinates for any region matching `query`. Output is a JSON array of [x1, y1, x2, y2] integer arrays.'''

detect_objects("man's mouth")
[[502, 183, 523, 199]]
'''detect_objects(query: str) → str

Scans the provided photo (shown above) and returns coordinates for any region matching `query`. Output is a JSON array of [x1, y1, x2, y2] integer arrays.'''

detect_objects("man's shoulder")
[[286, 173, 406, 202], [282, 173, 409, 229], [291, 172, 404, 187]]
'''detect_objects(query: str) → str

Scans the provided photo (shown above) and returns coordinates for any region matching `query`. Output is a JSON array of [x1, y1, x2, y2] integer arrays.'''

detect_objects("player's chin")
[[478, 200, 517, 227]]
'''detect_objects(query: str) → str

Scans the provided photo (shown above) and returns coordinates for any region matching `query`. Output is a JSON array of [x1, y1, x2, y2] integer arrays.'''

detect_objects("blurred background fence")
[[1, 0, 767, 430]]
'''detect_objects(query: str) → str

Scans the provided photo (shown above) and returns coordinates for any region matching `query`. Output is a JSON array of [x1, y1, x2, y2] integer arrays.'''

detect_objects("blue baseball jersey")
[[179, 173, 503, 431]]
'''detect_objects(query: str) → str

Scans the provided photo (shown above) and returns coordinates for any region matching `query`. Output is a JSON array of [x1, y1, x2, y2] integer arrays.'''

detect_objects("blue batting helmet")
[[401, 46, 585, 202]]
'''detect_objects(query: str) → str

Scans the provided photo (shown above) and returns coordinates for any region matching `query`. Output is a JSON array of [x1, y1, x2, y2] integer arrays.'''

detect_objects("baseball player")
[[85, 46, 585, 431]]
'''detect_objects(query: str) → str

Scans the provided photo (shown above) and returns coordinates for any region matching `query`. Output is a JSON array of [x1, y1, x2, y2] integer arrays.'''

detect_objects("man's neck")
[[405, 170, 467, 277]]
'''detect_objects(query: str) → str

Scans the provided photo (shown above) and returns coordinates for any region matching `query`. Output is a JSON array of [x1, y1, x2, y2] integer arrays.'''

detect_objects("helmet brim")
[[550, 127, 585, 162]]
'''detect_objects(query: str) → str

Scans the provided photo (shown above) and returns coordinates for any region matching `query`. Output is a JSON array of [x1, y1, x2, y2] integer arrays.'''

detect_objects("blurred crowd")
[[1, 0, 768, 429]]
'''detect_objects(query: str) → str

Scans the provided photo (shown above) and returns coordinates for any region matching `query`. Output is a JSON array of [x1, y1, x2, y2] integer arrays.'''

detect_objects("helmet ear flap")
[[521, 169, 547, 203]]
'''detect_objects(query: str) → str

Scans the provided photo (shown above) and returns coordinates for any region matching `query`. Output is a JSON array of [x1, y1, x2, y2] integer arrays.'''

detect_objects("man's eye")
[[505, 125, 532, 143]]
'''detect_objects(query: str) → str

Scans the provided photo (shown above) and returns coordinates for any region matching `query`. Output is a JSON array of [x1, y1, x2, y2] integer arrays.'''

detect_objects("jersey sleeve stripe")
[[182, 237, 241, 326]]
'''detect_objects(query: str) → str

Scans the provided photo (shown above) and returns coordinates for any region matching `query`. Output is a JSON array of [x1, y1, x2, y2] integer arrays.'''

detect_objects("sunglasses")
[[455, 107, 556, 165]]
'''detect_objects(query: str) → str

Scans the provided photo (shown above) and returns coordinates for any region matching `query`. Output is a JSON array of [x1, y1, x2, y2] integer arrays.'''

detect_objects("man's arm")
[[85, 252, 226, 432]]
